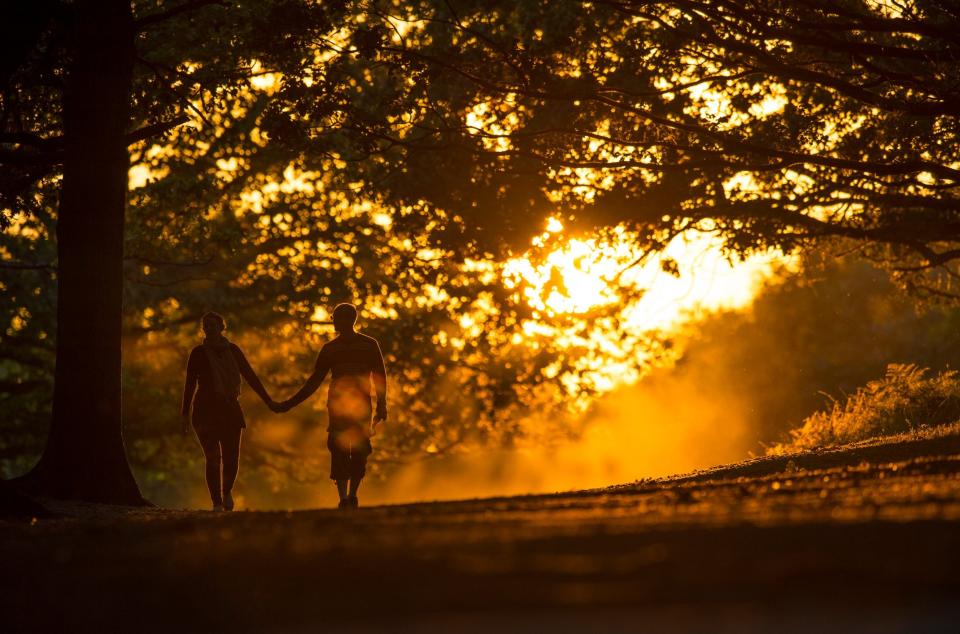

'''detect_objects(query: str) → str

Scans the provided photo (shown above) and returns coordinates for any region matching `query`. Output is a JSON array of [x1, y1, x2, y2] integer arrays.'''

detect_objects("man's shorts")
[[327, 423, 372, 481]]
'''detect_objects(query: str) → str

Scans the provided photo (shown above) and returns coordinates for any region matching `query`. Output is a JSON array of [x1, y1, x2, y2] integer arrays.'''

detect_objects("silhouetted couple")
[[180, 304, 387, 511]]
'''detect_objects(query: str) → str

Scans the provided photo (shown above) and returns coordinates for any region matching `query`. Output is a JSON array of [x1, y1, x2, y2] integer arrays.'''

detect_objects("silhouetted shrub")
[[770, 364, 960, 453]]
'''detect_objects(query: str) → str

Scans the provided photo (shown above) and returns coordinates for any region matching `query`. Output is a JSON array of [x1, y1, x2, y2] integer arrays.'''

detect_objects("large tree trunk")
[[18, 0, 145, 504]]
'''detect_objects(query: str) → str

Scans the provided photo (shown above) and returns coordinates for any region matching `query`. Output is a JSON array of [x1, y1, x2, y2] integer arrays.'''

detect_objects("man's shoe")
[[348, 496, 359, 509], [212, 503, 225, 512], [223, 491, 235, 511], [338, 498, 351, 510]]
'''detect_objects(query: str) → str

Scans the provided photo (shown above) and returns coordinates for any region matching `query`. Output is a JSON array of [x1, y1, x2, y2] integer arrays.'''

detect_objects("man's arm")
[[372, 341, 387, 422], [279, 350, 330, 412], [232, 345, 274, 406]]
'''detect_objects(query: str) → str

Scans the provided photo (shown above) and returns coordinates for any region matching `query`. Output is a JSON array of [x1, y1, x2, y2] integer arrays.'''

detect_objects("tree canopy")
[[319, 0, 960, 296], [3, 0, 960, 502], [1, 1, 660, 495]]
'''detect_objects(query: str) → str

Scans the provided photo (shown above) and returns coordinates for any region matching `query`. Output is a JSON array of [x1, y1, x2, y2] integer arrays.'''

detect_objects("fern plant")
[[770, 364, 960, 453]]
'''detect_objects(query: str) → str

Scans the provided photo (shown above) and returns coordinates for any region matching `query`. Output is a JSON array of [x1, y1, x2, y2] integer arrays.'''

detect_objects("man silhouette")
[[273, 303, 387, 508]]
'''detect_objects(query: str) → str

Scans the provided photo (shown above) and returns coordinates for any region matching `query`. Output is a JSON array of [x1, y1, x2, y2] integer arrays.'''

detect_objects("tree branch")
[[124, 253, 213, 267], [0, 147, 61, 166], [0, 132, 61, 148], [135, 0, 229, 30], [126, 115, 190, 146], [0, 261, 56, 271]]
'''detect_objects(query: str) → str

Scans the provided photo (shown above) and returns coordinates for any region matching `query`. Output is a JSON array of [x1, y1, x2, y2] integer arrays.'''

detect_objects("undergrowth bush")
[[769, 364, 960, 453]]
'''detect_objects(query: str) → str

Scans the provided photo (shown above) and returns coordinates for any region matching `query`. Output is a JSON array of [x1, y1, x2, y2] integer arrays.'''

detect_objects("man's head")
[[201, 311, 226, 337], [332, 303, 358, 334]]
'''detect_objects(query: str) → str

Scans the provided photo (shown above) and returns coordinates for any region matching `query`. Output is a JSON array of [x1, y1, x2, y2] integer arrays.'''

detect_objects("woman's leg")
[[195, 426, 223, 507], [220, 427, 243, 499]]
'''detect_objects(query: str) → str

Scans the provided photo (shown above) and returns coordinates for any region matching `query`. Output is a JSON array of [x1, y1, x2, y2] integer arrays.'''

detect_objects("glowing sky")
[[505, 219, 791, 394]]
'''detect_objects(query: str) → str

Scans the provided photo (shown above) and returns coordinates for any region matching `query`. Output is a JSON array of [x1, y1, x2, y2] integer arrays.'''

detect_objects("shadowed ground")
[[3, 433, 960, 632]]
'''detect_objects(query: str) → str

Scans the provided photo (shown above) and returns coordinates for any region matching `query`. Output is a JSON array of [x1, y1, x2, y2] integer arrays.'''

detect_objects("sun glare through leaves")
[[505, 218, 791, 396]]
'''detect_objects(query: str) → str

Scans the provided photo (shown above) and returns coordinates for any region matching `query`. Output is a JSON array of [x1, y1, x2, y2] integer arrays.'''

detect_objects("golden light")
[[506, 219, 792, 396]]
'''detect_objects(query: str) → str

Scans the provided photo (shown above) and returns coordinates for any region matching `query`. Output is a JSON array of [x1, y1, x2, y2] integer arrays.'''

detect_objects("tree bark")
[[17, 0, 146, 504]]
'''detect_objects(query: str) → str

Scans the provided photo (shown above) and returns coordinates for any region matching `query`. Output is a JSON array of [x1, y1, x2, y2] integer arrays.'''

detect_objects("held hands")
[[370, 408, 387, 437], [268, 398, 293, 414]]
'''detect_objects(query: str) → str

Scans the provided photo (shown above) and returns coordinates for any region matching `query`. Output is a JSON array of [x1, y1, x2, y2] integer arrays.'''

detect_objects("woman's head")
[[332, 303, 358, 333], [201, 311, 226, 337]]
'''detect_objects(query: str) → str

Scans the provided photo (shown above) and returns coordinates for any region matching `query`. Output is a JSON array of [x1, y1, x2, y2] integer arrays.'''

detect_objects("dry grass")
[[770, 364, 960, 454]]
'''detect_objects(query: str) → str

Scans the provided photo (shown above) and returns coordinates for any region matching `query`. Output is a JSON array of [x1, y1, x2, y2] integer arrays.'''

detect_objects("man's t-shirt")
[[315, 332, 386, 428]]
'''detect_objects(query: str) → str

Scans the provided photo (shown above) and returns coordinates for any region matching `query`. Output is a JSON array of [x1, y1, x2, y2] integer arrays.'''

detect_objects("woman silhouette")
[[180, 312, 275, 511]]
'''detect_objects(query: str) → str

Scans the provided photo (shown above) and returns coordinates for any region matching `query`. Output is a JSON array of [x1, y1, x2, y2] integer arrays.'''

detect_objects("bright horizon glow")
[[505, 219, 792, 395], [621, 231, 787, 331]]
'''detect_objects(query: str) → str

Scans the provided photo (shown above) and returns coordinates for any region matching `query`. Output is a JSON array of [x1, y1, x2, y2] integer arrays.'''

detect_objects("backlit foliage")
[[772, 364, 960, 452], [6, 0, 960, 501], [333, 0, 960, 299]]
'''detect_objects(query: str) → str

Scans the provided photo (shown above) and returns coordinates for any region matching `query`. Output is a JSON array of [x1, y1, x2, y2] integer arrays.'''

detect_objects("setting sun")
[[504, 219, 790, 394]]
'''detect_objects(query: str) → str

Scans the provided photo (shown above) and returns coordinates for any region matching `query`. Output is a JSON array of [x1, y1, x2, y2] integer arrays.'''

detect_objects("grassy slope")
[[3, 431, 960, 632]]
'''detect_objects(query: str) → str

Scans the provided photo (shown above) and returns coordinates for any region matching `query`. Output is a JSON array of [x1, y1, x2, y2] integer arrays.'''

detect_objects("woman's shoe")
[[212, 503, 225, 512], [348, 496, 359, 509], [223, 491, 234, 511]]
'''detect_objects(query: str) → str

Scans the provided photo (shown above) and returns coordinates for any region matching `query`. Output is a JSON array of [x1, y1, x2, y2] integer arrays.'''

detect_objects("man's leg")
[[329, 431, 352, 507], [221, 427, 242, 511], [348, 477, 361, 499], [195, 427, 223, 509], [347, 434, 370, 507]]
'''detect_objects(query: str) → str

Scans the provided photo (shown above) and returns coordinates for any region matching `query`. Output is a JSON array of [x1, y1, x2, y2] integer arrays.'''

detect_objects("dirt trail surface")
[[4, 434, 960, 633]]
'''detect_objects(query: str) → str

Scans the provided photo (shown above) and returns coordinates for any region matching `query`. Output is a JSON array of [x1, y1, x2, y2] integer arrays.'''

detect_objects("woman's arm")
[[232, 345, 274, 406], [180, 349, 199, 431], [372, 341, 387, 422], [278, 349, 330, 412]]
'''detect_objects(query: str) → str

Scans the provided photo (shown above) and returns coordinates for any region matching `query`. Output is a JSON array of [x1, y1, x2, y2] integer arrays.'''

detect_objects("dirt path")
[[4, 433, 960, 632]]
